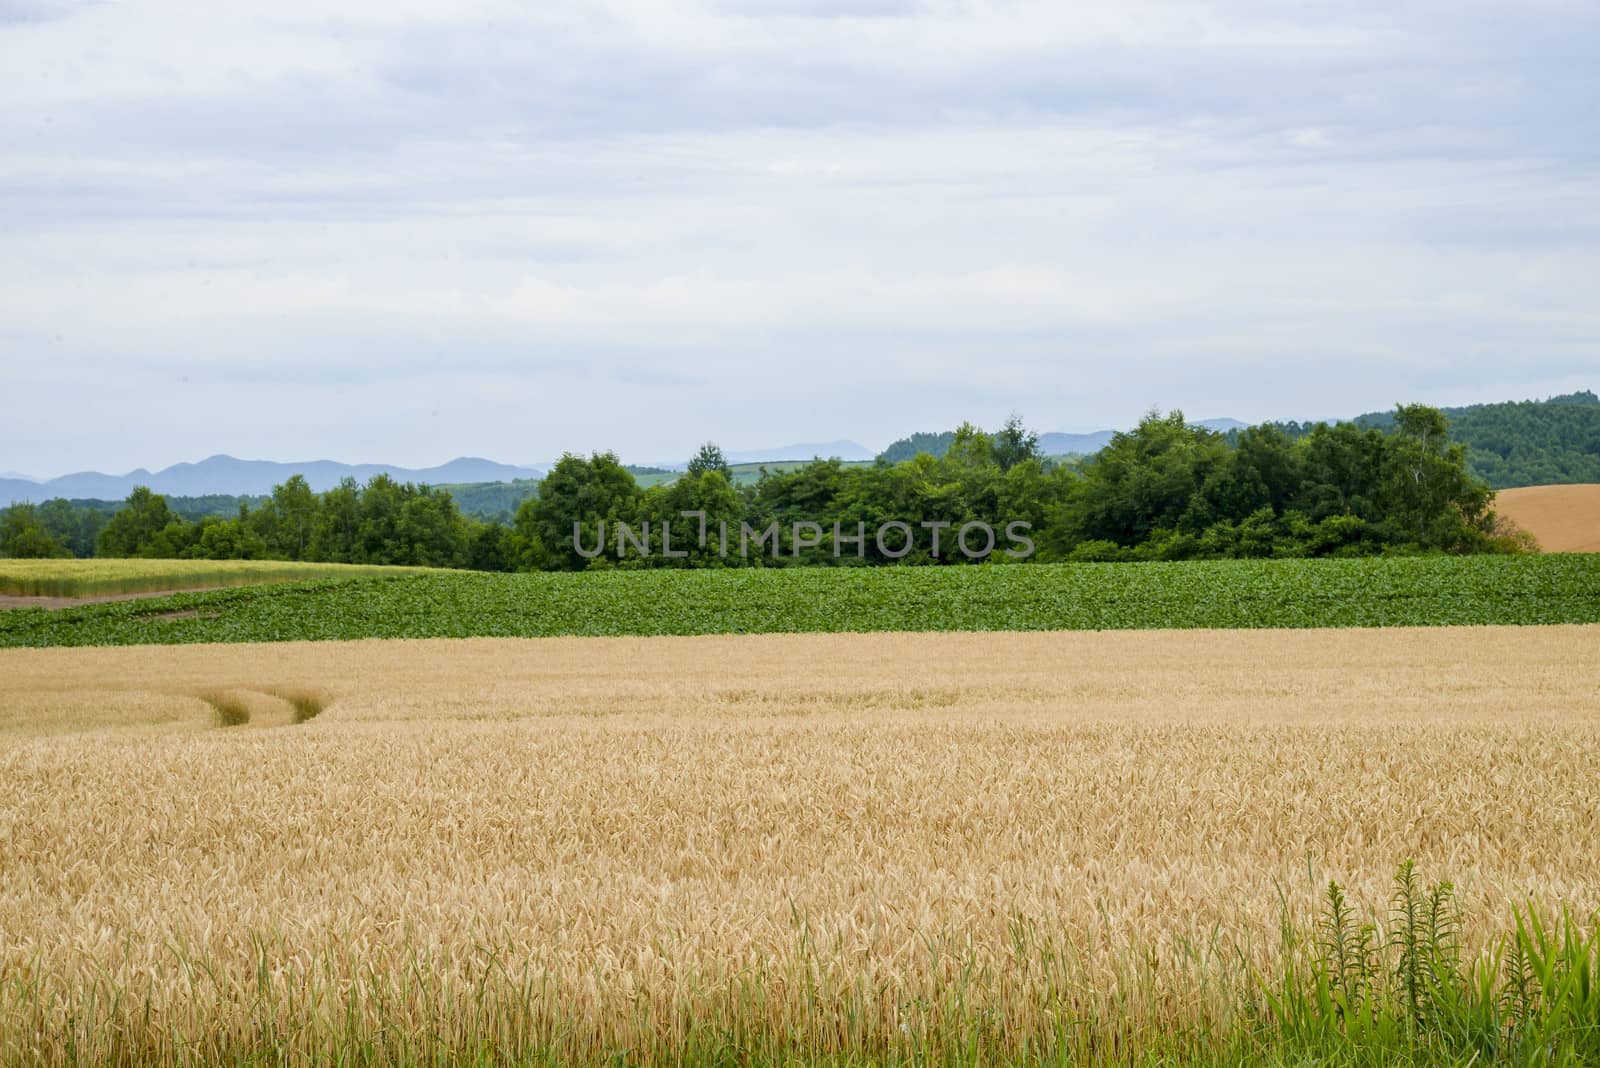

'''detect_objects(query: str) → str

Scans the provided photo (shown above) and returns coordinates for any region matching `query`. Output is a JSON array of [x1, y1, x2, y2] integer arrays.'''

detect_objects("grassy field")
[[630, 459, 879, 489], [726, 458, 878, 485], [1, 627, 1597, 1065], [1496, 483, 1600, 553], [1, 553, 1598, 647], [0, 558, 432, 598]]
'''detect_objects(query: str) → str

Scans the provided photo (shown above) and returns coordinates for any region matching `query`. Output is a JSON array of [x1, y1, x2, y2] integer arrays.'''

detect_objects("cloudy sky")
[[2, 0, 1596, 475]]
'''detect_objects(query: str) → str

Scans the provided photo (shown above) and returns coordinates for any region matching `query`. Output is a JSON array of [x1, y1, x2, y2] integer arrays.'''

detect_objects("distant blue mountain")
[[1038, 418, 1246, 455], [0, 419, 1281, 508], [0, 455, 545, 507], [881, 418, 1249, 463]]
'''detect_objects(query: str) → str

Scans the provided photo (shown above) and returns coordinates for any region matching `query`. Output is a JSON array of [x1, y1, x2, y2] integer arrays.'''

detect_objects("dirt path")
[[0, 586, 229, 611]]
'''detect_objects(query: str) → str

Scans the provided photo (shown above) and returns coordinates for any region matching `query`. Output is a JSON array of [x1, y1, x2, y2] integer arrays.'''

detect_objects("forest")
[[876, 391, 1600, 488], [1352, 389, 1600, 487], [0, 404, 1530, 569]]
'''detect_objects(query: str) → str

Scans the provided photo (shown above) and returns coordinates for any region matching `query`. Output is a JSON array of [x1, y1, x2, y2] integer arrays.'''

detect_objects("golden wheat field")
[[1495, 483, 1600, 553], [2, 627, 1599, 1063]]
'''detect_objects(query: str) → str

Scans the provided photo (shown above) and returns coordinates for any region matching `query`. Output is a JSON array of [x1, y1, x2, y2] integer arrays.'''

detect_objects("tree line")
[[0, 405, 1529, 567], [1354, 390, 1600, 488]]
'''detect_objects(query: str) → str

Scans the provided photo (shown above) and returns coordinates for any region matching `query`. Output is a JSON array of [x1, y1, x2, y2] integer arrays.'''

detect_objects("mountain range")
[[1037, 418, 1246, 457], [0, 456, 545, 508], [0, 419, 1235, 507], [4, 394, 1593, 510]]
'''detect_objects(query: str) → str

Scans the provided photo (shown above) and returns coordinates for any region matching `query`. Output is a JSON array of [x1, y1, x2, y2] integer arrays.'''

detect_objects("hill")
[[877, 395, 1600, 486], [1495, 484, 1600, 553], [1353, 391, 1600, 488], [0, 455, 545, 508], [881, 418, 1246, 463], [433, 479, 542, 522]]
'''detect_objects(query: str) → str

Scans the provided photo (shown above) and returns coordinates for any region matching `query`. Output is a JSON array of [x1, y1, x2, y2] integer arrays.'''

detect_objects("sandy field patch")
[[1497, 483, 1600, 552]]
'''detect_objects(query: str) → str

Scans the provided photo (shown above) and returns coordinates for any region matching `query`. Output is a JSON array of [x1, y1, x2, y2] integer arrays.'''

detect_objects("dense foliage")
[[0, 476, 512, 569], [2, 554, 1595, 647], [886, 392, 1600, 489], [432, 478, 541, 523], [1352, 390, 1600, 488], [878, 429, 958, 463], [509, 407, 1516, 570], [0, 405, 1535, 569]]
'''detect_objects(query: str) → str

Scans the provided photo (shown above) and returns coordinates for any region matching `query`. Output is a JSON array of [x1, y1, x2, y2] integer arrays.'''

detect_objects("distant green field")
[[2, 555, 1596, 647], [726, 459, 876, 486], [628, 460, 877, 490], [0, 559, 432, 599]]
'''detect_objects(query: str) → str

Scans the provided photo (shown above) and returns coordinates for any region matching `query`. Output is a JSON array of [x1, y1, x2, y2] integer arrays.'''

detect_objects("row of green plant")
[[0, 404, 1534, 571], [3, 554, 1595, 647], [4, 865, 1597, 1066], [1268, 862, 1600, 1065]]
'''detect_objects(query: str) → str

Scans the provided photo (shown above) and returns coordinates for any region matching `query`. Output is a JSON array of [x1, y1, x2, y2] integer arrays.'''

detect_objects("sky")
[[1, 0, 1597, 476]]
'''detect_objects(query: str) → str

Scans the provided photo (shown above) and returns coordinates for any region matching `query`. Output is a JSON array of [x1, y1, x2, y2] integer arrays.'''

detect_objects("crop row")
[[0, 558, 432, 598], [2, 554, 1597, 647]]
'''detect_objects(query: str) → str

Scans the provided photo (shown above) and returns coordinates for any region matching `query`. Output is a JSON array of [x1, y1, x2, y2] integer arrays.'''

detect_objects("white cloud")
[[0, 0, 1596, 472]]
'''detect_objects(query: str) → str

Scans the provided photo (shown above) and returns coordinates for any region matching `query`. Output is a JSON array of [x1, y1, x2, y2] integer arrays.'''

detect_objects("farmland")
[[1496, 483, 1600, 553], [2, 627, 1598, 1065], [0, 558, 432, 599], [628, 459, 878, 489], [2, 553, 1598, 648], [6, 551, 1599, 1066]]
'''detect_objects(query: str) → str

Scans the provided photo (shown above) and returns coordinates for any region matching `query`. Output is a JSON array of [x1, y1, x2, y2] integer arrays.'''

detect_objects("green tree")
[[644, 469, 743, 567], [1067, 411, 1230, 547], [96, 487, 177, 557], [1295, 422, 1387, 522], [1379, 403, 1493, 549], [0, 504, 71, 558], [877, 430, 956, 463], [686, 442, 731, 479], [253, 475, 318, 559], [1192, 424, 1304, 527], [514, 453, 640, 570], [465, 520, 514, 572], [993, 414, 1040, 473], [186, 516, 266, 559], [309, 478, 361, 562], [396, 488, 469, 567], [351, 475, 406, 563], [943, 422, 996, 470], [37, 498, 108, 557]]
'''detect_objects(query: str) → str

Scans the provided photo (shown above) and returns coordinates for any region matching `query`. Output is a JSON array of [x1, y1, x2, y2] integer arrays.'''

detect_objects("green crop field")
[[726, 458, 877, 485], [626, 459, 877, 490], [3, 554, 1597, 648], [0, 558, 434, 599]]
